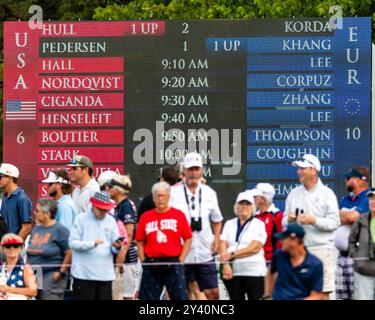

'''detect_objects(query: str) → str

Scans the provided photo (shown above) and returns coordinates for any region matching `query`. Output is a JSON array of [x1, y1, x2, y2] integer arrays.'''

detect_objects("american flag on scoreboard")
[[5, 100, 36, 120]]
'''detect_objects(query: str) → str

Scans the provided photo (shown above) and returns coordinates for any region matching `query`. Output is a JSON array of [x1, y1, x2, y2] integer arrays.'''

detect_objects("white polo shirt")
[[170, 182, 223, 263], [72, 178, 101, 215], [220, 217, 267, 276], [283, 178, 340, 248]]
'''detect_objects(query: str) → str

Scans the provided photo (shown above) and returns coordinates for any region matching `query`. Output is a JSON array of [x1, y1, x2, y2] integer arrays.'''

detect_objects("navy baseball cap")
[[274, 223, 305, 240], [343, 168, 368, 181], [366, 188, 375, 197]]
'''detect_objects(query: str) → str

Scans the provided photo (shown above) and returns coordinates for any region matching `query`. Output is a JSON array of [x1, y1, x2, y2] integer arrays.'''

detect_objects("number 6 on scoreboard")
[[17, 131, 25, 144]]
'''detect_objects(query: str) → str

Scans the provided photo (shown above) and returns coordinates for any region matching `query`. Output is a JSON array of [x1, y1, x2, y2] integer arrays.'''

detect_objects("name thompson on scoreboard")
[[132, 121, 241, 176]]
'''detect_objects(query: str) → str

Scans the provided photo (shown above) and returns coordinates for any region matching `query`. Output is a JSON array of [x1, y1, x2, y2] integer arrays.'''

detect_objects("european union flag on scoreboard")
[[6, 100, 36, 120], [337, 96, 368, 117]]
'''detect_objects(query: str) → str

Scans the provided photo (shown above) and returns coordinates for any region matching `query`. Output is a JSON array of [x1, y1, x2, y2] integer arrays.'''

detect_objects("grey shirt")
[[27, 222, 70, 272]]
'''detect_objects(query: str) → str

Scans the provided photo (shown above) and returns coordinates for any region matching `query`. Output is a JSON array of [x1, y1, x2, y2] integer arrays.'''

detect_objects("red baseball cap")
[[90, 191, 116, 211], [1, 238, 23, 246]]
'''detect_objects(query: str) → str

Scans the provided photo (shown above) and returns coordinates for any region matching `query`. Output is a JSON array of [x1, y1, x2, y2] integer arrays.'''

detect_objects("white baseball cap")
[[292, 154, 321, 172], [252, 183, 275, 202], [0, 163, 20, 178], [183, 152, 203, 169], [236, 191, 254, 204], [42, 171, 69, 184], [97, 170, 117, 187]]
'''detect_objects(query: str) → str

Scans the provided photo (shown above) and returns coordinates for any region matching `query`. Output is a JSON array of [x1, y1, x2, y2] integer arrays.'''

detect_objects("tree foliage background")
[[0, 0, 374, 161]]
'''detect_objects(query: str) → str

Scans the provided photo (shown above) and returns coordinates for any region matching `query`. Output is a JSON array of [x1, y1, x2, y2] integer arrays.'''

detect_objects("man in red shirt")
[[252, 183, 283, 264], [135, 181, 192, 300]]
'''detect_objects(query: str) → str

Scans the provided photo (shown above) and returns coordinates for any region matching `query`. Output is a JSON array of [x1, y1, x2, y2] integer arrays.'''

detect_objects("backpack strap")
[[270, 211, 283, 253], [270, 214, 278, 253]]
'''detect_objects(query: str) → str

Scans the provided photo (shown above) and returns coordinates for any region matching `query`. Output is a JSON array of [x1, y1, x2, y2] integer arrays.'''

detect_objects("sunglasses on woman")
[[3, 244, 22, 249]]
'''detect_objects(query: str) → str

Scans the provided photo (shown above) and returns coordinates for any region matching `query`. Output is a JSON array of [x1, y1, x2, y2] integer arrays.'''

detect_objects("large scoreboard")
[[3, 18, 372, 216]]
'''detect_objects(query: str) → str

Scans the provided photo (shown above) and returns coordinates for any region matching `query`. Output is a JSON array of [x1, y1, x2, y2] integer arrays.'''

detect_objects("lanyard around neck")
[[236, 216, 253, 244], [183, 183, 202, 218]]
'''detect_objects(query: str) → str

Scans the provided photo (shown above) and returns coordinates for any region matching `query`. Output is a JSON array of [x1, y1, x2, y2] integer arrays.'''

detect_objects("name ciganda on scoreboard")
[[3, 18, 372, 216]]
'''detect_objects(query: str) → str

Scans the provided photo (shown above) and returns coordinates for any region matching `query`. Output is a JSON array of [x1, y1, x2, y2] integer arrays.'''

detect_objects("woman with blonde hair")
[[0, 233, 37, 300], [219, 191, 267, 300]]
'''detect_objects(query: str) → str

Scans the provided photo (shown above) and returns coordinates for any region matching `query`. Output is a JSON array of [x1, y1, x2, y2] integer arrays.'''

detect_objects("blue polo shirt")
[[339, 188, 370, 213], [271, 249, 323, 300], [56, 194, 78, 230], [0, 187, 32, 234]]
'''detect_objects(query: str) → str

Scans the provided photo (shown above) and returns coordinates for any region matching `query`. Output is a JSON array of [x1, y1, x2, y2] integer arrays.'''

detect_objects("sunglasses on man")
[[100, 184, 113, 192]]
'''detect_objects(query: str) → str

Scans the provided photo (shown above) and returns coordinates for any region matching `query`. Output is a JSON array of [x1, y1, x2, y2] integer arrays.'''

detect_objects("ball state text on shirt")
[[145, 219, 178, 235]]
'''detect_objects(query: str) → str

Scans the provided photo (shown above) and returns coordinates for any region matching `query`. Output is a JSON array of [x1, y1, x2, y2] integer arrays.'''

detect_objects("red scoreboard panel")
[[3, 22, 163, 200]]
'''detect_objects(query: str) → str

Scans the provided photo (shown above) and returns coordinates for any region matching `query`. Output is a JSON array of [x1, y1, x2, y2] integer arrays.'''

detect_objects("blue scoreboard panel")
[[204, 18, 372, 212]]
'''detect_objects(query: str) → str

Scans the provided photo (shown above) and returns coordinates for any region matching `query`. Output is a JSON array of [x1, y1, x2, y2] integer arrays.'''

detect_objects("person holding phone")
[[69, 192, 126, 300], [97, 171, 129, 300], [283, 154, 340, 300], [107, 174, 140, 300]]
